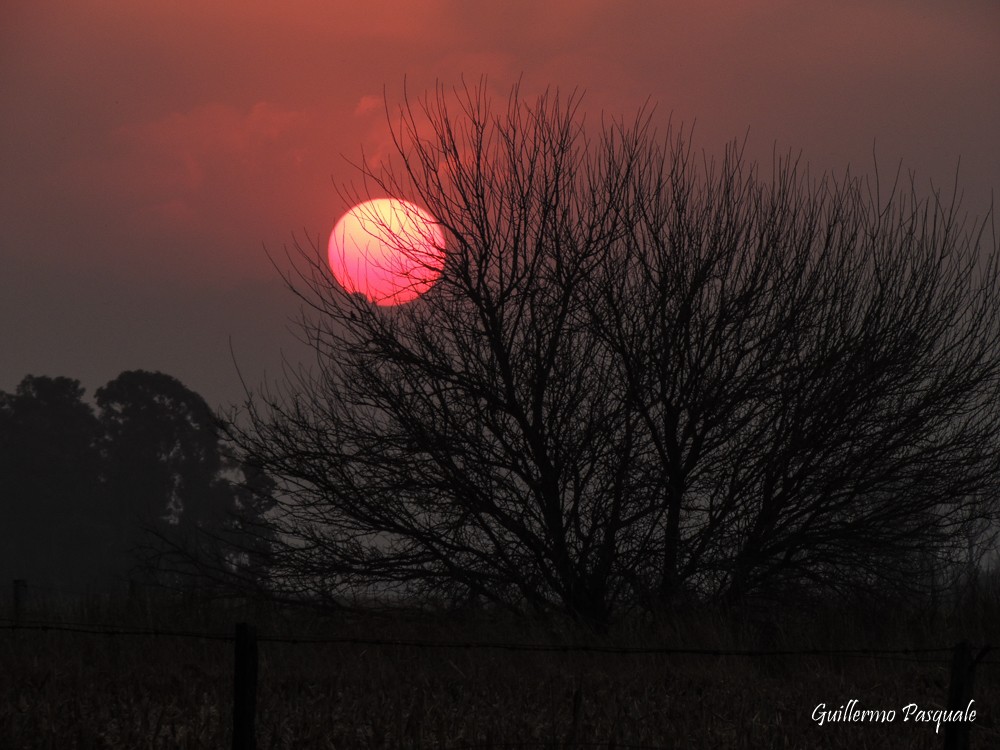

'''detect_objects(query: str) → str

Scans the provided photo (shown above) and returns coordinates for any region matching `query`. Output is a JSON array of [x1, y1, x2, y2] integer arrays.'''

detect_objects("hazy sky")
[[2, 0, 998, 411]]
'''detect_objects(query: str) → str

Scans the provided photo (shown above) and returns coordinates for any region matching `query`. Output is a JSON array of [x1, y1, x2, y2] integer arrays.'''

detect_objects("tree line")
[[0, 370, 274, 596]]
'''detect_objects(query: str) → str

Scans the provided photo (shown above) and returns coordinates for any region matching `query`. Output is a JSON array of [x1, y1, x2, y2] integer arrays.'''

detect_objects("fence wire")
[[0, 617, 983, 664]]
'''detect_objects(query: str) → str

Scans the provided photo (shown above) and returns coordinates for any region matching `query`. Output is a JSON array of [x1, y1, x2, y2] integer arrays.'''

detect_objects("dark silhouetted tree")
[[0, 376, 106, 589], [228, 83, 1000, 628], [97, 370, 275, 592], [0, 370, 277, 598]]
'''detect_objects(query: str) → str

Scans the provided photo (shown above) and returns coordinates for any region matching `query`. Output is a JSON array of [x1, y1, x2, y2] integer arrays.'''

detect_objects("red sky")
[[2, 0, 998, 409]]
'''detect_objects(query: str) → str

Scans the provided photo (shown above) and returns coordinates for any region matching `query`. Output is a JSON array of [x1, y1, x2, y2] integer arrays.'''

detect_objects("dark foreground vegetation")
[[2, 581, 997, 749]]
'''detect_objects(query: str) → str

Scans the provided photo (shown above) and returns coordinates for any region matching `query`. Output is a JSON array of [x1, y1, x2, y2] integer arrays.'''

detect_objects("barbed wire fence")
[[0, 616, 979, 659], [1, 578, 994, 750]]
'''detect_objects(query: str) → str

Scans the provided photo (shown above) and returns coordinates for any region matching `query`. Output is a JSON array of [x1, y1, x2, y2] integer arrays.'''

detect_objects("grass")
[[1, 589, 997, 749]]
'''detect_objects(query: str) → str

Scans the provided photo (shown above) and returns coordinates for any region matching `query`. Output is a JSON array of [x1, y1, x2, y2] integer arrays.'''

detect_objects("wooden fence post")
[[12, 579, 27, 627], [232, 622, 258, 750], [942, 641, 990, 750]]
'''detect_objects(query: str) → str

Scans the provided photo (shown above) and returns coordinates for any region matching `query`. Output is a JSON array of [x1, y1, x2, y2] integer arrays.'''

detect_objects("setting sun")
[[328, 198, 445, 306]]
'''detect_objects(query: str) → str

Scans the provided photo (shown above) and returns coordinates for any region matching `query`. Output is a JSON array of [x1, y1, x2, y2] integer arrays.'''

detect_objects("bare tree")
[[227, 82, 1000, 628], [589, 141, 1000, 610]]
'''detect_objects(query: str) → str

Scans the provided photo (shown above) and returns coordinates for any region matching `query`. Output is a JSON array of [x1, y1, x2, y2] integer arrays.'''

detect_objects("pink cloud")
[[354, 95, 384, 117], [69, 102, 315, 232], [119, 101, 310, 178]]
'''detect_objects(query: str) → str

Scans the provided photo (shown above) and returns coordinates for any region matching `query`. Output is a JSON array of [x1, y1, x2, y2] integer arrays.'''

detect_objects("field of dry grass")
[[1, 590, 997, 749]]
